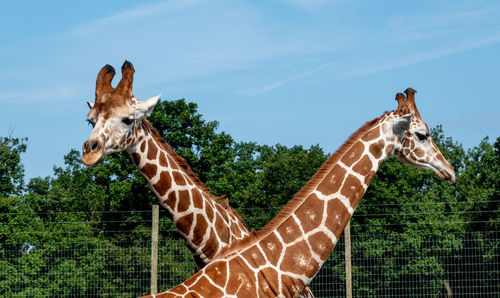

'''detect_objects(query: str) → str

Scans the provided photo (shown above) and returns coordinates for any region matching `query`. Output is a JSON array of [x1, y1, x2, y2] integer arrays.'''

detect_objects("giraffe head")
[[387, 88, 455, 183], [82, 61, 160, 166]]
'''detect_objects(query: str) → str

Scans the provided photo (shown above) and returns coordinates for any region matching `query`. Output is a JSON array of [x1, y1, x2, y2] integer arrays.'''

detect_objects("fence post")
[[345, 220, 352, 298], [151, 205, 159, 295]]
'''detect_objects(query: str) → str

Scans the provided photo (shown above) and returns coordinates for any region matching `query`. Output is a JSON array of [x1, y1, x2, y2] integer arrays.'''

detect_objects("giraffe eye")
[[86, 119, 95, 128], [122, 117, 133, 125], [415, 132, 427, 142]]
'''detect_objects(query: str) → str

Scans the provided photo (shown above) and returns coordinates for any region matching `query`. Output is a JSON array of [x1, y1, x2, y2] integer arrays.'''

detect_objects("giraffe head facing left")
[[82, 61, 160, 166], [388, 88, 455, 182]]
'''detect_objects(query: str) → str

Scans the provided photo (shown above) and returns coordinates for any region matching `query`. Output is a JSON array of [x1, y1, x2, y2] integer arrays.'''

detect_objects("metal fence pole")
[[345, 220, 352, 298], [151, 205, 159, 294]]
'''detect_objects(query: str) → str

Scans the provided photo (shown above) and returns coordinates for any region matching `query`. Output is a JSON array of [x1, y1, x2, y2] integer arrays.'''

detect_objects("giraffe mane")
[[141, 118, 240, 213], [219, 113, 386, 258]]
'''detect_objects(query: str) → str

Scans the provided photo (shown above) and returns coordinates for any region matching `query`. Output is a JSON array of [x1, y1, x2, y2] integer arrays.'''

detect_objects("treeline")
[[0, 99, 498, 297]]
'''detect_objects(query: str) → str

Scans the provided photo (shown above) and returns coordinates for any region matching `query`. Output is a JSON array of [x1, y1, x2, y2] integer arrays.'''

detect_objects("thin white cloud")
[[239, 62, 334, 95], [342, 34, 500, 78], [65, 0, 201, 38]]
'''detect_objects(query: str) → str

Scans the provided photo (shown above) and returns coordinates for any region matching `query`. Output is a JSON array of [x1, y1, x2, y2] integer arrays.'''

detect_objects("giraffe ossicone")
[[82, 61, 316, 297], [144, 88, 455, 297]]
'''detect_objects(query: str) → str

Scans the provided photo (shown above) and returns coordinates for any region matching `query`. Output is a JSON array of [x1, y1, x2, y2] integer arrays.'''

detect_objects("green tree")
[[208, 142, 327, 228], [0, 136, 27, 197]]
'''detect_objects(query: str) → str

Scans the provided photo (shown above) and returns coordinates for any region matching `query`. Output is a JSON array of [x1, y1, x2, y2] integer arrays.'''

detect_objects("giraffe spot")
[[173, 171, 187, 186], [141, 163, 157, 180], [159, 152, 168, 167], [277, 217, 301, 244], [176, 190, 191, 212], [436, 152, 447, 164], [341, 174, 364, 207], [153, 171, 172, 197], [215, 214, 230, 243], [215, 204, 229, 223], [326, 198, 350, 239], [170, 283, 188, 295], [192, 214, 208, 246], [230, 219, 242, 238], [188, 275, 224, 297], [365, 170, 376, 185], [280, 240, 319, 277], [119, 134, 126, 145], [369, 139, 385, 159], [308, 231, 335, 261], [281, 274, 306, 297], [204, 260, 228, 288], [414, 147, 425, 158], [226, 258, 257, 296], [147, 139, 158, 160], [201, 230, 219, 260], [163, 191, 176, 210], [192, 189, 204, 209], [352, 155, 373, 176], [260, 233, 283, 266], [168, 156, 179, 170], [341, 141, 364, 167], [241, 245, 266, 268], [317, 164, 346, 195], [131, 152, 141, 165], [175, 213, 193, 235], [294, 193, 324, 234], [104, 128, 110, 133], [237, 220, 247, 235], [257, 267, 279, 297], [385, 144, 394, 156], [205, 202, 214, 223], [361, 127, 380, 141], [140, 140, 146, 153]]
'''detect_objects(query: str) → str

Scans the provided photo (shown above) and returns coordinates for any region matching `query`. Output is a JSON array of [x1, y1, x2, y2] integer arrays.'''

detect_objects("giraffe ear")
[[135, 94, 161, 118], [393, 113, 412, 138], [87, 101, 94, 109]]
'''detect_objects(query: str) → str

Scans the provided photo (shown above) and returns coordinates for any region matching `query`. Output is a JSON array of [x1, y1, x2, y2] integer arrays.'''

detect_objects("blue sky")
[[1, 0, 499, 180]]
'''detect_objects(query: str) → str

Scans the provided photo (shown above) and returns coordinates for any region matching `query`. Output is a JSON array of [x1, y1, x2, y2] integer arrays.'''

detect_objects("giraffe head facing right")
[[386, 88, 455, 182], [82, 61, 160, 166]]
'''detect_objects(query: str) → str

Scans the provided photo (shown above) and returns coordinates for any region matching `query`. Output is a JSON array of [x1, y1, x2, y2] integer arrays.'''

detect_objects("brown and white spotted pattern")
[[81, 61, 250, 268], [82, 61, 316, 298], [143, 88, 455, 297]]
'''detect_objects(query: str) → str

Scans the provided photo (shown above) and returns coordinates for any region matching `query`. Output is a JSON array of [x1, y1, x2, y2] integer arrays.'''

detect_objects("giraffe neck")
[[252, 117, 389, 288], [126, 119, 249, 268], [146, 115, 394, 298]]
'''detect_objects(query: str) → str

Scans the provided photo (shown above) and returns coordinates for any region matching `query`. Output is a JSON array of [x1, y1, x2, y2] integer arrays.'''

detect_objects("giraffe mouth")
[[435, 168, 456, 183], [82, 140, 104, 166], [82, 150, 104, 166]]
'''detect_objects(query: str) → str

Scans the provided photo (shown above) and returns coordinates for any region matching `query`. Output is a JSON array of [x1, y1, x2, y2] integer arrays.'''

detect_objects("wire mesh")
[[0, 205, 498, 297]]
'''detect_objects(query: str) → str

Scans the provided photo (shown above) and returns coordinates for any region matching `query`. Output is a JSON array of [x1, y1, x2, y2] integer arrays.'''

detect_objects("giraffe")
[[81, 61, 315, 298], [143, 88, 456, 297], [81, 61, 250, 268]]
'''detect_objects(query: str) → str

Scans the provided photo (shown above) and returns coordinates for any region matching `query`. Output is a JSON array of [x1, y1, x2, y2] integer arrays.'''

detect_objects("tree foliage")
[[0, 136, 26, 197], [0, 99, 498, 296]]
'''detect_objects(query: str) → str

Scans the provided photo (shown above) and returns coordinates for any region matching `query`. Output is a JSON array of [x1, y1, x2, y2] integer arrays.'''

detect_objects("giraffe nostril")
[[91, 141, 99, 151]]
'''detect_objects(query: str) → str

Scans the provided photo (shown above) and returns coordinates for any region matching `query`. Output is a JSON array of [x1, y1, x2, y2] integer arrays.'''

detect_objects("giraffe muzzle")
[[82, 139, 104, 166]]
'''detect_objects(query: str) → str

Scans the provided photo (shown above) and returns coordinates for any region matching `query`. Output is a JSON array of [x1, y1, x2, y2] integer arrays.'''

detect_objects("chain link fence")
[[1, 203, 498, 297]]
